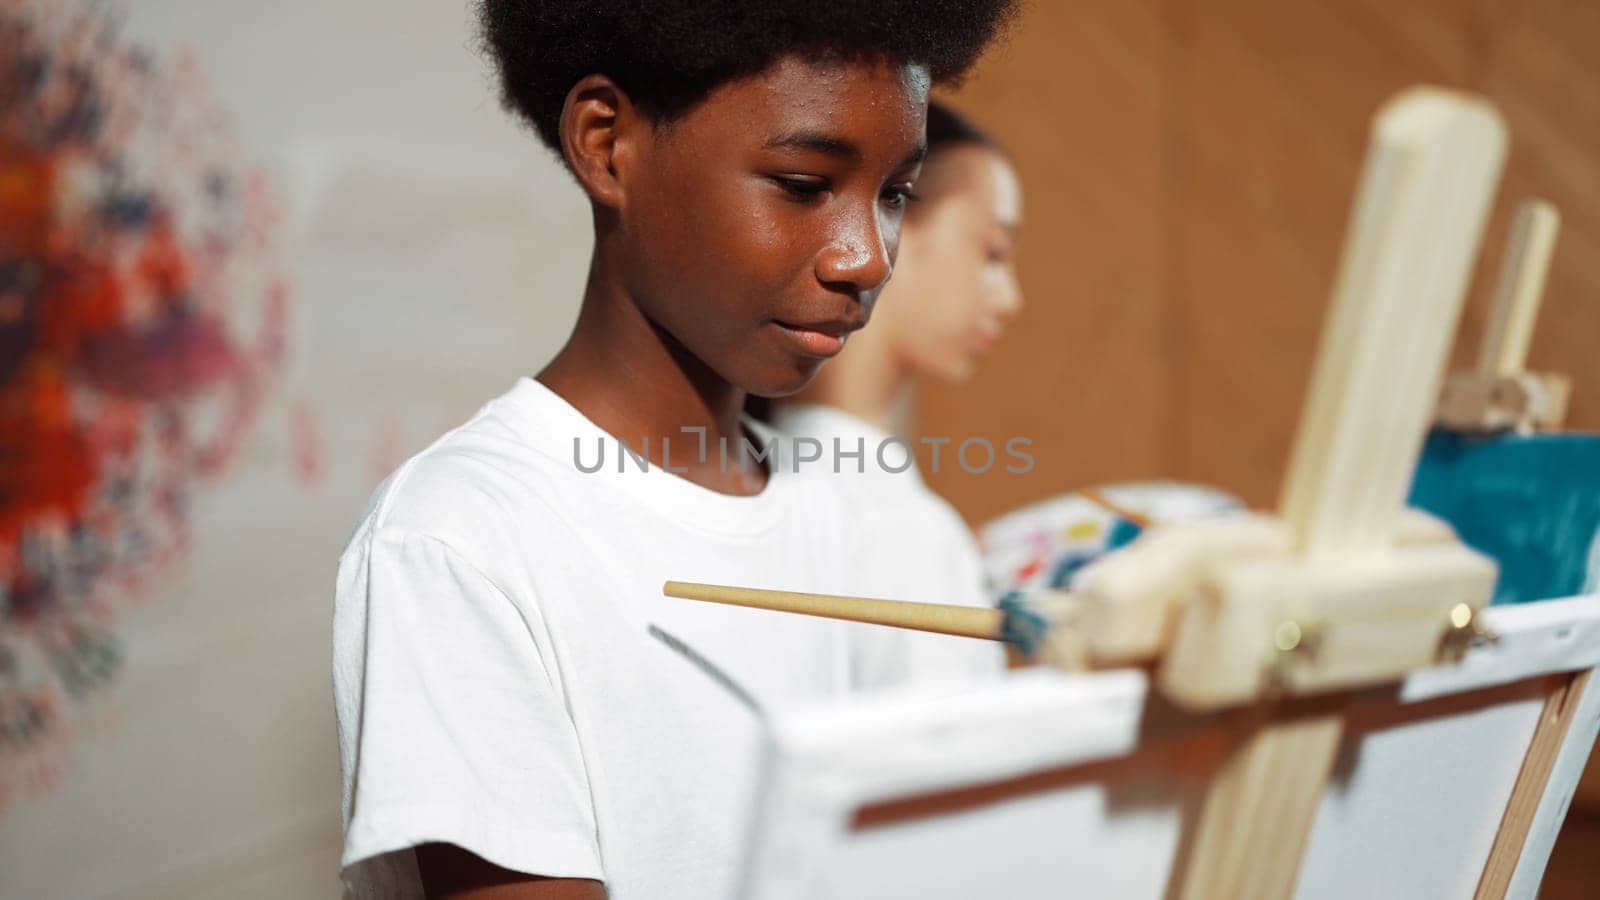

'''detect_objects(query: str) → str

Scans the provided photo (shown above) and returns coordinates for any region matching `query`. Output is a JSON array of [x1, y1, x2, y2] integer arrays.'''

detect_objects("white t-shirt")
[[333, 377, 986, 899], [770, 404, 1005, 683]]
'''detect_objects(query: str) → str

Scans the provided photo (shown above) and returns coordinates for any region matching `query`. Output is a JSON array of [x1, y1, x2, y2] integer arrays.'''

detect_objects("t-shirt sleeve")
[[333, 526, 603, 890]]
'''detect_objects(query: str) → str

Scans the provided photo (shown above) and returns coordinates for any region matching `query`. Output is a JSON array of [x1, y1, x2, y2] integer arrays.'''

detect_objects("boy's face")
[[618, 55, 930, 397]]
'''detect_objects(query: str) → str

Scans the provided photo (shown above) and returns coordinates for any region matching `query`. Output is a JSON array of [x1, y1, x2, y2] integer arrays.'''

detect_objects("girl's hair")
[[925, 101, 1001, 155]]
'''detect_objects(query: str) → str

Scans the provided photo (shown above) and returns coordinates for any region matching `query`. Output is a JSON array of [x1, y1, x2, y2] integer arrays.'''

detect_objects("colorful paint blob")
[[0, 0, 288, 808]]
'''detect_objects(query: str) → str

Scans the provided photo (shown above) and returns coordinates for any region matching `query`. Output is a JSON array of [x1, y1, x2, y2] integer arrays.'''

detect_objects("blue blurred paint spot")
[[1106, 516, 1143, 552]]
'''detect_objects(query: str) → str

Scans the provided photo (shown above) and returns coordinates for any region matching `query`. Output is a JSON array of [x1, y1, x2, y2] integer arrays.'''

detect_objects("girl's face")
[[617, 54, 930, 397], [882, 144, 1024, 383]]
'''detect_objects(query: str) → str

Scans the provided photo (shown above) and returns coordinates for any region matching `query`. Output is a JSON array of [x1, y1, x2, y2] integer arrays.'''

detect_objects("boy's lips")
[[771, 317, 861, 358]]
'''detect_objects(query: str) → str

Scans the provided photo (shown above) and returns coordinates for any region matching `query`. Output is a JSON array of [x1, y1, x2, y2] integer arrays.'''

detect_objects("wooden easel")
[[664, 86, 1595, 899], [1110, 85, 1505, 900]]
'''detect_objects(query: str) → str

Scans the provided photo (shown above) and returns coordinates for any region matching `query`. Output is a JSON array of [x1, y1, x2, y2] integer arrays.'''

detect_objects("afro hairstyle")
[[477, 1, 1022, 155]]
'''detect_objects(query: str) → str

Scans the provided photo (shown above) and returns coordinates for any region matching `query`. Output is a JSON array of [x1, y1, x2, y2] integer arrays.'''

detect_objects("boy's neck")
[[537, 249, 768, 497]]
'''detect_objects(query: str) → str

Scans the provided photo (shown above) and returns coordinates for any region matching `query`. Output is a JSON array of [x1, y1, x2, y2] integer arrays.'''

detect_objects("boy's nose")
[[815, 211, 893, 297]]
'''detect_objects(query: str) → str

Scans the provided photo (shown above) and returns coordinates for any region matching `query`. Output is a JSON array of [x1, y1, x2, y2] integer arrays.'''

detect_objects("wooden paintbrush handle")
[[662, 580, 1006, 641]]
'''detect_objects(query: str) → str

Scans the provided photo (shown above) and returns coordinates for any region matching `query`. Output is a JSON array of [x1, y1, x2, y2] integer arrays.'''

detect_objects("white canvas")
[[718, 596, 1600, 900]]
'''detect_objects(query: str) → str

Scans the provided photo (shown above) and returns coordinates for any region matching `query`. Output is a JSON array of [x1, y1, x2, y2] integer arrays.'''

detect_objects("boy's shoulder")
[[341, 395, 572, 567]]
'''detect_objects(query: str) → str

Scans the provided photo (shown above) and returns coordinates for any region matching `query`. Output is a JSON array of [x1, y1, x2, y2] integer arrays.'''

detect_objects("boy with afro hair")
[[333, 3, 1018, 897]]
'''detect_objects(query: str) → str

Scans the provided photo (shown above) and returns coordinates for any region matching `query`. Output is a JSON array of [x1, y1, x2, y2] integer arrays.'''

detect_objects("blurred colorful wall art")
[[0, 0, 289, 810]]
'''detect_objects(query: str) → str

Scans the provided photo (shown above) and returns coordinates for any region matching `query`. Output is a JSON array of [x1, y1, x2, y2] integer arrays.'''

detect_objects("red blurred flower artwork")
[[0, 0, 289, 809]]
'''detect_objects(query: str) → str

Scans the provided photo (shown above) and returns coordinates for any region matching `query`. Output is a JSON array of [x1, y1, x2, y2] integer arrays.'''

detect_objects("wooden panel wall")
[[924, 0, 1600, 523]]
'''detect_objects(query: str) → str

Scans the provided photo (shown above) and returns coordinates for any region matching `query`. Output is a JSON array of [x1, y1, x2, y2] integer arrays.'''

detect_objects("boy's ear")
[[559, 74, 642, 209]]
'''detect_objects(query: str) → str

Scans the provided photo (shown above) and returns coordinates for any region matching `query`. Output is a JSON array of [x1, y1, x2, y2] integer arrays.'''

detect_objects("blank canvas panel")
[[823, 776, 1196, 899], [736, 597, 1600, 900]]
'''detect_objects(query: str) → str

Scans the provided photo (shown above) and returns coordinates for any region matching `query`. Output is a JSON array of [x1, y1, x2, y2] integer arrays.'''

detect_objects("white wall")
[[0, 3, 589, 897]]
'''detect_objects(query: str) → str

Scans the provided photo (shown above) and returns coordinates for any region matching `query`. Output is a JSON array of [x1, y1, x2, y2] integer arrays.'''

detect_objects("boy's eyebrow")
[[765, 130, 862, 161], [764, 130, 929, 170]]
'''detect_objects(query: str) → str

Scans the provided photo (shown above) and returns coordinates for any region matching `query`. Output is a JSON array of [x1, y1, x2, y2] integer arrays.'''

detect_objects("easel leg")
[[1175, 710, 1344, 900]]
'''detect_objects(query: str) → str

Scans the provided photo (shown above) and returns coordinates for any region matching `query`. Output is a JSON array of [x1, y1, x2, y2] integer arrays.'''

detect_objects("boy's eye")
[[882, 185, 922, 209], [770, 175, 829, 201]]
